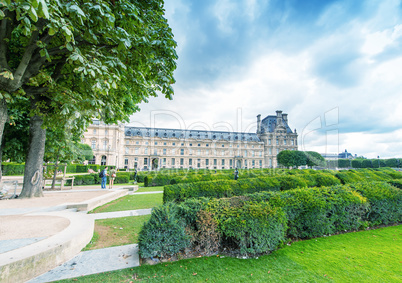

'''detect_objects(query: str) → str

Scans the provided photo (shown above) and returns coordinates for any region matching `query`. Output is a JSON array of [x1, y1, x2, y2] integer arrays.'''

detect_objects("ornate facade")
[[83, 110, 298, 170]]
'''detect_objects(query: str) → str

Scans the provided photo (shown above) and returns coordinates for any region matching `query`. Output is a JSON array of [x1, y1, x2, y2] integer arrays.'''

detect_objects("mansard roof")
[[260, 115, 293, 134], [124, 127, 262, 142]]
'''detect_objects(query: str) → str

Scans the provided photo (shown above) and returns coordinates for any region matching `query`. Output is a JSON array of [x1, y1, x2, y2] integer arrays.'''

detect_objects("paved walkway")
[[0, 185, 159, 282]]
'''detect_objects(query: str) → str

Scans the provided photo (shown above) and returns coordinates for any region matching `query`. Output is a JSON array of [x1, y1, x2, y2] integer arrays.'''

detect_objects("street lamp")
[[377, 156, 380, 168]]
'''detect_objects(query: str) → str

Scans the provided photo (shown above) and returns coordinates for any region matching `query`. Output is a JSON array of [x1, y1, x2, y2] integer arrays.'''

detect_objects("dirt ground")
[[86, 224, 131, 250]]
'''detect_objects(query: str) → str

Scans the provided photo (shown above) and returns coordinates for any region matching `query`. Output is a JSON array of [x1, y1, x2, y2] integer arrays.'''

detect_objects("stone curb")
[[0, 188, 130, 282], [66, 189, 128, 212], [0, 211, 93, 283]]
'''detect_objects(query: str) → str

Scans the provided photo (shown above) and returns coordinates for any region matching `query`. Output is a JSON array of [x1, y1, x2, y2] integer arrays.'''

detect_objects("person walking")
[[109, 167, 116, 189], [100, 167, 108, 189], [234, 168, 239, 180]]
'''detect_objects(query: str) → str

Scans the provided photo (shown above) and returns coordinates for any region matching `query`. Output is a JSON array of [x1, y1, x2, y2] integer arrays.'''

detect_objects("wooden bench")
[[43, 177, 75, 190]]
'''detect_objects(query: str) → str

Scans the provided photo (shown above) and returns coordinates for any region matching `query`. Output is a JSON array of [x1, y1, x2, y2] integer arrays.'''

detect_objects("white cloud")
[[130, 0, 402, 158]]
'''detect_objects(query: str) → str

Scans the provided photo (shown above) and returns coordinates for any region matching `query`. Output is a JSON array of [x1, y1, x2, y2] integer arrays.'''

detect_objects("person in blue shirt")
[[101, 167, 108, 189]]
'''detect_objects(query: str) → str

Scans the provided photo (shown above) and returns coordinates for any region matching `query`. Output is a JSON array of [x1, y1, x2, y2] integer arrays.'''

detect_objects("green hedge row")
[[163, 172, 342, 203], [1, 163, 116, 175], [144, 167, 401, 187], [163, 169, 402, 203], [1, 162, 25, 175], [65, 173, 130, 186], [139, 182, 401, 258]]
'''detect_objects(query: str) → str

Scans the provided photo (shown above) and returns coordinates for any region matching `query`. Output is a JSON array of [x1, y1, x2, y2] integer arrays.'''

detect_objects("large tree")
[[0, 0, 177, 197], [277, 150, 308, 168], [304, 151, 325, 168]]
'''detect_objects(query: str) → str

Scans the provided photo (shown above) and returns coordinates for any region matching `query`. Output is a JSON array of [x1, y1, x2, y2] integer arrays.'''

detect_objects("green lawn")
[[136, 185, 164, 192], [83, 215, 151, 250], [56, 225, 401, 282], [90, 193, 163, 213]]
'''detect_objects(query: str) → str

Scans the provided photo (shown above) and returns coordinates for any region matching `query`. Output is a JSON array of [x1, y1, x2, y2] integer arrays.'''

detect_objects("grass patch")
[[90, 193, 163, 213], [83, 215, 151, 251], [136, 185, 164, 192], [56, 225, 401, 282]]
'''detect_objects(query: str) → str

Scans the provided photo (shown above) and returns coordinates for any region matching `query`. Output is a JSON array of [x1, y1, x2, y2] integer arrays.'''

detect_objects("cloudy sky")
[[129, 0, 402, 159]]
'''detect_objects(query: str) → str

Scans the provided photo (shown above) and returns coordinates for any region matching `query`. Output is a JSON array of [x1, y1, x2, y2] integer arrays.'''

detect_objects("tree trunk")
[[20, 115, 46, 198], [0, 99, 8, 182], [51, 152, 59, 190]]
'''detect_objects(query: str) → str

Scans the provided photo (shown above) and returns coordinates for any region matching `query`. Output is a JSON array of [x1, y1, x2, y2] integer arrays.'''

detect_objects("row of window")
[[126, 158, 264, 168], [268, 138, 296, 146], [125, 140, 262, 148], [124, 147, 265, 157]]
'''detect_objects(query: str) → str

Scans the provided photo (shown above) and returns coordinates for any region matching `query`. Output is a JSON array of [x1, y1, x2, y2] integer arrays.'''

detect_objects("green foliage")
[[279, 186, 368, 238], [362, 159, 373, 168], [350, 182, 402, 225], [1, 162, 25, 175], [335, 170, 366, 184], [164, 177, 280, 203], [277, 150, 306, 168], [276, 175, 308, 191], [164, 168, 401, 203], [115, 173, 129, 184], [387, 179, 402, 189], [138, 202, 191, 258], [75, 143, 93, 162], [312, 172, 341, 187], [215, 202, 287, 255], [337, 159, 352, 168], [352, 159, 363, 168], [304, 151, 325, 167], [140, 179, 400, 258], [192, 210, 221, 255]]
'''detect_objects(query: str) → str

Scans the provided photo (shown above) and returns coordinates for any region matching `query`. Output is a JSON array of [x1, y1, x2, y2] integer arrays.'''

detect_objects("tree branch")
[[13, 19, 49, 88], [0, 10, 14, 71]]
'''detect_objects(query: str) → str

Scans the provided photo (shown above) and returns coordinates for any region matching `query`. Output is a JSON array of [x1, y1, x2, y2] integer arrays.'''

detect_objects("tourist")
[[109, 167, 116, 189], [100, 167, 108, 189]]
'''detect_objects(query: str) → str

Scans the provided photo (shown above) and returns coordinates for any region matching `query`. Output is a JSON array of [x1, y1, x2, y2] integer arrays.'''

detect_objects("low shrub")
[[192, 210, 221, 255], [276, 175, 309, 190], [1, 162, 25, 175], [350, 182, 402, 225], [213, 201, 287, 255], [335, 170, 366, 184], [163, 178, 280, 203], [387, 179, 402, 189], [263, 186, 368, 239], [115, 174, 129, 184], [313, 173, 341, 187], [138, 202, 191, 258], [140, 182, 399, 259]]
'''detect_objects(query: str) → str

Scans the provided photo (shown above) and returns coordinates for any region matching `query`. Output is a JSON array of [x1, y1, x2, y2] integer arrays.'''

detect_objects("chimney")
[[282, 113, 288, 123], [276, 110, 283, 125], [257, 114, 261, 134]]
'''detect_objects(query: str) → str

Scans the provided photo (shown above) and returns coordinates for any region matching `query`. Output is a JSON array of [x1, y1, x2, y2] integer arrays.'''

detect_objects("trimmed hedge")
[[211, 201, 287, 255], [140, 182, 400, 259], [164, 177, 281, 203], [350, 182, 402, 225], [163, 169, 401, 203], [138, 202, 190, 258], [252, 186, 369, 239], [1, 162, 25, 175], [65, 172, 130, 186]]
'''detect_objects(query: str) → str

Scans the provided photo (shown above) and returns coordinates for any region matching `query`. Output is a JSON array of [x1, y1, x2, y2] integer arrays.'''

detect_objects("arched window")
[[88, 156, 96, 165], [101, 155, 107, 166]]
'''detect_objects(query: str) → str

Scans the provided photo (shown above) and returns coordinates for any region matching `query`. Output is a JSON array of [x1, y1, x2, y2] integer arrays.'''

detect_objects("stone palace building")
[[82, 110, 298, 170]]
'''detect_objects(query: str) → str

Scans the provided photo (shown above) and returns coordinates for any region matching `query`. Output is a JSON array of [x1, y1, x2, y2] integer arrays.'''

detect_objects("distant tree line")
[[327, 158, 401, 169], [277, 150, 401, 169]]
